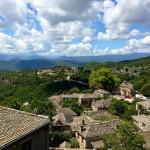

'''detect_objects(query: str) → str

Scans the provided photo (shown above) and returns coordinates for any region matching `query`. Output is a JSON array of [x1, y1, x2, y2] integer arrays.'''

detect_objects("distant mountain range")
[[0, 53, 149, 70]]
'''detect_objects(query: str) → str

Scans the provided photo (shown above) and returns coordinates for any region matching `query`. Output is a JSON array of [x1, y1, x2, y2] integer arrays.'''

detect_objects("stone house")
[[136, 101, 150, 114], [71, 115, 120, 149], [120, 81, 135, 98], [132, 115, 150, 148], [61, 93, 101, 108], [52, 107, 77, 126], [0, 106, 50, 150], [132, 115, 150, 132]]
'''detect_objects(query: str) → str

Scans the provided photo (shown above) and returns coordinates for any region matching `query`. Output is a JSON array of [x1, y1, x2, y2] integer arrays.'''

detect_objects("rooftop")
[[92, 99, 111, 109], [94, 89, 110, 94], [72, 115, 120, 139], [61, 93, 101, 99], [79, 120, 120, 139], [132, 115, 150, 131], [137, 101, 150, 109], [0, 106, 50, 148], [58, 107, 77, 116]]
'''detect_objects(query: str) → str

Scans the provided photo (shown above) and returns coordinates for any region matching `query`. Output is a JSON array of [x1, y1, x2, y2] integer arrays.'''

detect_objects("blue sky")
[[0, 0, 150, 57]]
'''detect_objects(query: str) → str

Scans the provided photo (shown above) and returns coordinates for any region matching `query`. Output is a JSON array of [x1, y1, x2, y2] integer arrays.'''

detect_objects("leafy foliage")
[[109, 99, 137, 120], [103, 123, 145, 150], [63, 99, 84, 115], [89, 67, 120, 91]]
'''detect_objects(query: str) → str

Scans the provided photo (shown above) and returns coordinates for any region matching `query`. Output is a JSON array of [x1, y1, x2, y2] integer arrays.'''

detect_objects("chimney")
[[82, 119, 85, 125]]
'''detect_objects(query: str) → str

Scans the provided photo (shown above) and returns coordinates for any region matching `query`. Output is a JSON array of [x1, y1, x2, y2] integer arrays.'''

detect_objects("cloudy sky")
[[0, 0, 150, 57]]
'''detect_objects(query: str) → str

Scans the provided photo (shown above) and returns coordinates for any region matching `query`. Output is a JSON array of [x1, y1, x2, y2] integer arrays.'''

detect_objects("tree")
[[69, 87, 80, 94], [103, 123, 145, 150], [109, 100, 128, 116], [140, 82, 150, 97], [89, 67, 120, 91], [31, 100, 56, 119], [109, 99, 136, 120], [118, 123, 145, 150], [63, 99, 84, 115]]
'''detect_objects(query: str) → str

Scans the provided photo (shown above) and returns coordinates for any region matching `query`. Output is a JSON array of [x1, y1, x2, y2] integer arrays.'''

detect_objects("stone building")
[[52, 107, 77, 126], [120, 81, 135, 98], [136, 101, 150, 114], [132, 115, 150, 132], [0, 106, 50, 150], [94, 89, 110, 99], [132, 114, 150, 149], [61, 93, 101, 108], [71, 115, 120, 149]]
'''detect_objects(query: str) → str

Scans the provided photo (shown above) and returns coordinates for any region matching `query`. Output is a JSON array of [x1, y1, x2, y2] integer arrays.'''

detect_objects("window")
[[21, 139, 32, 150]]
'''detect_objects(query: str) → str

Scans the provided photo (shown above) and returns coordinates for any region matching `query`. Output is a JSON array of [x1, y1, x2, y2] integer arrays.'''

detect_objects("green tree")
[[140, 83, 150, 97], [89, 67, 120, 91], [103, 123, 145, 150], [69, 87, 80, 94], [31, 100, 56, 119], [119, 123, 144, 150], [63, 99, 84, 115], [109, 99, 136, 120], [109, 100, 128, 117]]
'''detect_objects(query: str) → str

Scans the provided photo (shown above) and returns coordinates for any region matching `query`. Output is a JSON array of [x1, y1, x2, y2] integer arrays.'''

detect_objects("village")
[[1, 79, 150, 150]]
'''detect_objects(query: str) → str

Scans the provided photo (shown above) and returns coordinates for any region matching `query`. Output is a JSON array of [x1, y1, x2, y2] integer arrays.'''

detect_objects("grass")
[[94, 114, 118, 121]]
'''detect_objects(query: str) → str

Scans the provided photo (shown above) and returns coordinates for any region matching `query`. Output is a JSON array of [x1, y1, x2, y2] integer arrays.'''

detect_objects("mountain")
[[67, 53, 150, 63], [0, 53, 149, 70]]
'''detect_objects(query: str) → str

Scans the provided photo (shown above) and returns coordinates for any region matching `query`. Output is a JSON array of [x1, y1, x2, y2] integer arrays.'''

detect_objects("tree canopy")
[[103, 122, 145, 150], [89, 67, 120, 91]]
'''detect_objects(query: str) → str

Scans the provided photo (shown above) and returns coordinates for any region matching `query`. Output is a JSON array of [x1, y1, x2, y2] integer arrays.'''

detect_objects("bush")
[[63, 99, 84, 115], [70, 138, 79, 148]]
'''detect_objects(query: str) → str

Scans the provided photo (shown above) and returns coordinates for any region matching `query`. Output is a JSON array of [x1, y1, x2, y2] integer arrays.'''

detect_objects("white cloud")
[[0, 0, 149, 57], [82, 36, 92, 43], [106, 36, 150, 55], [31, 0, 102, 25], [0, 0, 27, 28], [98, 0, 150, 40]]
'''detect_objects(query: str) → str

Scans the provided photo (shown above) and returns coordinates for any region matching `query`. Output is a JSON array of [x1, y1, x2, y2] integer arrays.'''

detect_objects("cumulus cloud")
[[31, 0, 102, 25], [0, 0, 149, 57], [106, 36, 150, 55], [98, 0, 150, 40], [0, 0, 28, 28]]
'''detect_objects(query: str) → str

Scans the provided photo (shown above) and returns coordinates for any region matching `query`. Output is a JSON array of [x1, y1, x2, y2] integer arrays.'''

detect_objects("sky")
[[0, 0, 150, 57]]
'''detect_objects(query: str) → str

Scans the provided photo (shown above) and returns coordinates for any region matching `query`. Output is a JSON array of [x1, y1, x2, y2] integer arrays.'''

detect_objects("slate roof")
[[58, 107, 77, 117], [61, 93, 101, 99], [81, 120, 120, 139], [53, 108, 77, 125], [137, 101, 150, 110], [72, 115, 120, 140], [132, 115, 150, 131], [0, 106, 50, 148], [94, 89, 110, 94], [92, 99, 111, 109], [52, 113, 66, 126]]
